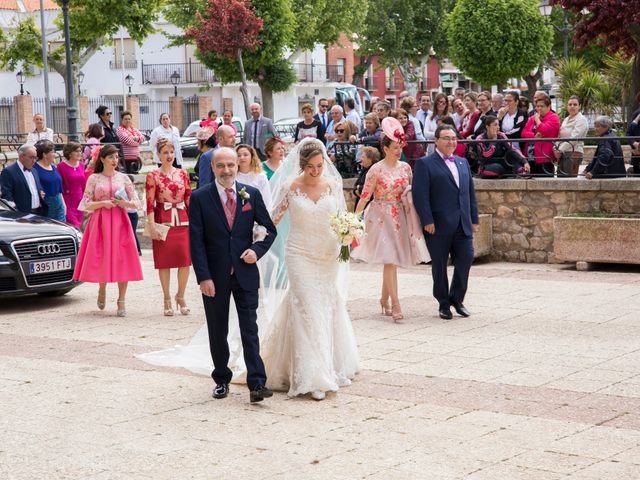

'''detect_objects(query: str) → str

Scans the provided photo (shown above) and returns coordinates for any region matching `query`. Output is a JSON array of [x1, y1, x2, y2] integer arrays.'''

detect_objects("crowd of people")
[[0, 92, 638, 402]]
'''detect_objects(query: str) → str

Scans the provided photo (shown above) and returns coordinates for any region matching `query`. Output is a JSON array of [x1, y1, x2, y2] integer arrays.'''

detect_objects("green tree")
[[0, 0, 163, 96], [447, 0, 553, 91], [166, 0, 366, 119], [355, 0, 453, 96]]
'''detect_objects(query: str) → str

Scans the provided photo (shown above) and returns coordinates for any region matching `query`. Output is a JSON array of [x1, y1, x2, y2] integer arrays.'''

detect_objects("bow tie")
[[443, 156, 455, 163], [23, 167, 32, 172]]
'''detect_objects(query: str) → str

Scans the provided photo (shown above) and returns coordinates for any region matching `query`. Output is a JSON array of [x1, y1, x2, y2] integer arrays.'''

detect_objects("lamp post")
[[539, 0, 572, 60], [16, 70, 25, 95], [61, 0, 77, 140], [170, 71, 180, 96], [77, 70, 84, 96], [125, 74, 134, 95]]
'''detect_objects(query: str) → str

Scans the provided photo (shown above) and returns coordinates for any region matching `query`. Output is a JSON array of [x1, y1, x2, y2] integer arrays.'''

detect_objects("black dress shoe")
[[439, 307, 453, 320], [212, 383, 229, 399], [250, 385, 273, 403], [452, 302, 471, 317]]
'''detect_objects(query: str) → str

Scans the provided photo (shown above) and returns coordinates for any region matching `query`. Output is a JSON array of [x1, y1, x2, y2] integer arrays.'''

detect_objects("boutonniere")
[[238, 187, 250, 205]]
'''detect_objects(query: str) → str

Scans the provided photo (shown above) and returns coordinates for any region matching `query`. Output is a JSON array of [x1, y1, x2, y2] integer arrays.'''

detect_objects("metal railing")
[[292, 63, 344, 83], [141, 60, 219, 85], [109, 60, 138, 70], [182, 96, 200, 129]]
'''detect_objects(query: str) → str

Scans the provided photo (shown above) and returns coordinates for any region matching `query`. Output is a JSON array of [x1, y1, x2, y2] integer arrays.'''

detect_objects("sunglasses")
[[105, 112, 112, 116], [320, 105, 328, 108], [335, 129, 345, 133]]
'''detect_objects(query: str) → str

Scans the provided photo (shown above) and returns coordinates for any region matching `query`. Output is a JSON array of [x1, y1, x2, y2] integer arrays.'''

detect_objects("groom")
[[189, 147, 277, 403], [413, 125, 479, 320]]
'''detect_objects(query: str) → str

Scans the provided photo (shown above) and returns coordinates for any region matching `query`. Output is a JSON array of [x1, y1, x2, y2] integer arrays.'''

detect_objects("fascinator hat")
[[196, 126, 215, 141], [381, 117, 407, 147]]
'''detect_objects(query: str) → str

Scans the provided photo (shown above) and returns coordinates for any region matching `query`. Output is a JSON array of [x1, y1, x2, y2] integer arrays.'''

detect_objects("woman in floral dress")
[[352, 117, 429, 322], [73, 144, 143, 317], [145, 138, 192, 316]]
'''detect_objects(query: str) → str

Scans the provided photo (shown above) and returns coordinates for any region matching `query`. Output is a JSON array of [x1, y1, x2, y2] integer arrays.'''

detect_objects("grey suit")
[[243, 116, 277, 157]]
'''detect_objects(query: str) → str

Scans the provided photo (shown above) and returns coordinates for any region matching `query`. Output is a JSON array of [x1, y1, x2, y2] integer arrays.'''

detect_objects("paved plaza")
[[2, 254, 640, 479]]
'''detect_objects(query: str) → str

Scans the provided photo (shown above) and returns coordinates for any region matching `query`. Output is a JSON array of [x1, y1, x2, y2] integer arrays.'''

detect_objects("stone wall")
[[475, 178, 640, 263]]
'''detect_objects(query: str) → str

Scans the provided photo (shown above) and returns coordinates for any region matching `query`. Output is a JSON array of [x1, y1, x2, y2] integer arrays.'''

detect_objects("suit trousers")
[[202, 273, 266, 390], [425, 224, 474, 309]]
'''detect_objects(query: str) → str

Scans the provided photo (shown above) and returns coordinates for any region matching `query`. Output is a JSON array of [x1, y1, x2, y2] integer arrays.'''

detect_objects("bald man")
[[243, 103, 277, 161]]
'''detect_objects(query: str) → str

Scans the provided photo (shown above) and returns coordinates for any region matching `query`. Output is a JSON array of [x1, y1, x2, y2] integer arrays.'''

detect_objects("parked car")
[[274, 117, 301, 142], [0, 198, 82, 297], [180, 118, 244, 158]]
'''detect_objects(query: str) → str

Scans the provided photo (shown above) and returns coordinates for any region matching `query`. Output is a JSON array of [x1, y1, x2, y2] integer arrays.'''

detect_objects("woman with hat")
[[351, 117, 429, 322]]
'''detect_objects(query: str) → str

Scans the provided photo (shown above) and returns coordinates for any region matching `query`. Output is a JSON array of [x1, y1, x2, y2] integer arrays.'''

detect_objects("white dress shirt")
[[345, 110, 362, 130], [215, 180, 237, 204], [18, 161, 41, 209], [436, 148, 459, 188]]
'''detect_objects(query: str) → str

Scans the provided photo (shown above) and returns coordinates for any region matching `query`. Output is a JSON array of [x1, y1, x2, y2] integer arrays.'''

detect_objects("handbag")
[[143, 222, 170, 241]]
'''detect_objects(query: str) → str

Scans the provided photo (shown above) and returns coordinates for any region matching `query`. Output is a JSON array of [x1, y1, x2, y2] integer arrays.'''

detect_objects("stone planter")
[[554, 215, 640, 268], [474, 214, 492, 258]]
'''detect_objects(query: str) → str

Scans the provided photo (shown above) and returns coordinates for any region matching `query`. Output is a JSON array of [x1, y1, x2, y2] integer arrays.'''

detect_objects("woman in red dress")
[[145, 138, 192, 316]]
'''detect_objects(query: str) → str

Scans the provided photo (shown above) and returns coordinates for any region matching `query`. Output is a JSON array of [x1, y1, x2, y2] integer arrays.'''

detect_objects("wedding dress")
[[262, 180, 360, 396]]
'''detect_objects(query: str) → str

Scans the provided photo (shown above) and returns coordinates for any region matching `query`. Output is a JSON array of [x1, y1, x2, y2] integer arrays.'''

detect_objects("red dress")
[[145, 168, 192, 269]]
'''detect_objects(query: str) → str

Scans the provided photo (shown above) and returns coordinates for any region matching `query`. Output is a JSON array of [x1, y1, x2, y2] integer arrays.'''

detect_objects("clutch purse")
[[114, 187, 128, 201], [143, 222, 170, 241]]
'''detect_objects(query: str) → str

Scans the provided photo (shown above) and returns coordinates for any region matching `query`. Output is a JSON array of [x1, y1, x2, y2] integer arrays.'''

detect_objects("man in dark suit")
[[243, 103, 277, 162], [189, 147, 277, 403], [313, 98, 330, 131], [0, 144, 44, 214], [413, 125, 479, 320]]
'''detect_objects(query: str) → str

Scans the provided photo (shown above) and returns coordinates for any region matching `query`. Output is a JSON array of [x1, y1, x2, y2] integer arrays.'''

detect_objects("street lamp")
[[539, 0, 572, 59], [125, 74, 134, 95], [170, 71, 180, 96], [77, 70, 85, 96], [61, 0, 77, 140], [16, 70, 25, 95]]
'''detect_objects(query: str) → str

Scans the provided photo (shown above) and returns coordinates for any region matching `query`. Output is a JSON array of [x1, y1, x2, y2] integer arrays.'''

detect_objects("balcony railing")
[[292, 63, 345, 83], [355, 77, 376, 91], [141, 60, 219, 85], [109, 60, 138, 70]]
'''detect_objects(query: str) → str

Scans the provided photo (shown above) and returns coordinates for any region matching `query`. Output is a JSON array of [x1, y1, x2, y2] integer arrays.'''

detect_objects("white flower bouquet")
[[329, 211, 365, 262]]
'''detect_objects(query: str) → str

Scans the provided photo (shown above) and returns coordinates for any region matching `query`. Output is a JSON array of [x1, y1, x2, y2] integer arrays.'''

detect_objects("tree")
[[555, 0, 640, 114], [166, 0, 366, 119], [0, 0, 162, 100], [355, 0, 453, 96], [186, 0, 263, 119], [447, 0, 553, 90]]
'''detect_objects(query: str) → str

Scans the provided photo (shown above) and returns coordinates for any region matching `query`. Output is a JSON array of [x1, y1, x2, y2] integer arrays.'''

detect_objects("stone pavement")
[[2, 255, 640, 479]]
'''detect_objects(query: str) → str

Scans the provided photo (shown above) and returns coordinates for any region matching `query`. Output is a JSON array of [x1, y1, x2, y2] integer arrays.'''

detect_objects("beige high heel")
[[116, 300, 126, 317], [391, 304, 404, 323], [379, 298, 392, 316], [163, 297, 174, 317], [175, 296, 190, 315]]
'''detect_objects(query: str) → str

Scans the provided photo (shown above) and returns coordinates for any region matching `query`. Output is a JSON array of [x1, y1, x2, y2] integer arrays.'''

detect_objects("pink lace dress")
[[351, 161, 423, 267], [73, 172, 143, 283]]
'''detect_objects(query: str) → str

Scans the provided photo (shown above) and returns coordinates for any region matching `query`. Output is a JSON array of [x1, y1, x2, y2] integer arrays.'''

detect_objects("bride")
[[137, 138, 359, 400], [263, 138, 359, 400]]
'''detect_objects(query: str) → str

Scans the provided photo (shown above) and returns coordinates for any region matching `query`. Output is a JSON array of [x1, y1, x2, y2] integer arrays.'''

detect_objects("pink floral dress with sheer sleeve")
[[73, 172, 143, 283], [351, 161, 424, 267]]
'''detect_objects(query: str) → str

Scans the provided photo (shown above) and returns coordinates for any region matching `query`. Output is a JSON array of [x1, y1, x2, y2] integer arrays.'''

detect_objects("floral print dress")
[[351, 161, 422, 267]]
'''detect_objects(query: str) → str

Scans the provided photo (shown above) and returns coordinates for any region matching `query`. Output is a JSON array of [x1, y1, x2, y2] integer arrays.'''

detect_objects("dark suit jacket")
[[242, 116, 277, 152], [314, 112, 329, 129], [189, 181, 276, 291], [0, 162, 43, 213], [412, 151, 479, 237]]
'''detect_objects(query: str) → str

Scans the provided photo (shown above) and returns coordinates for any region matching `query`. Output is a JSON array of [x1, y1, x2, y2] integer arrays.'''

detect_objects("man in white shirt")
[[0, 144, 44, 214], [325, 105, 345, 145], [416, 94, 433, 126], [343, 98, 362, 130]]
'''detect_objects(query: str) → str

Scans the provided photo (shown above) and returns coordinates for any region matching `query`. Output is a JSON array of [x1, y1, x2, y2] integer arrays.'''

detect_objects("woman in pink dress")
[[352, 117, 429, 322], [73, 144, 143, 317], [58, 142, 86, 229], [145, 138, 192, 316]]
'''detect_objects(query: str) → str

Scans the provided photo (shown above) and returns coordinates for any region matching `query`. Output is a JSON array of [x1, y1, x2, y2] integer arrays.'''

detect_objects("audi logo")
[[37, 243, 61, 255]]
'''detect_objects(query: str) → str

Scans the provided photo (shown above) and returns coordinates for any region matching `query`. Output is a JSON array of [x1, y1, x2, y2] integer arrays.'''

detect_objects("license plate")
[[29, 258, 72, 274]]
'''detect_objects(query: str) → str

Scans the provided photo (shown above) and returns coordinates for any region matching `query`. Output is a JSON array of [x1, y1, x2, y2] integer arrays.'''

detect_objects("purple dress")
[[57, 160, 86, 228]]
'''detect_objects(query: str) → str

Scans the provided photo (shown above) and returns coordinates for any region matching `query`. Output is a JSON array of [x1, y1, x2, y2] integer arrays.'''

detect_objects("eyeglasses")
[[437, 100, 447, 104], [320, 104, 328, 108], [335, 129, 345, 133], [438, 137, 458, 142]]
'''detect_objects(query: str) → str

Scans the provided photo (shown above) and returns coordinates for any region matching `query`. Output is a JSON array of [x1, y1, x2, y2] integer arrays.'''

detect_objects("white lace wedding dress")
[[262, 182, 360, 396]]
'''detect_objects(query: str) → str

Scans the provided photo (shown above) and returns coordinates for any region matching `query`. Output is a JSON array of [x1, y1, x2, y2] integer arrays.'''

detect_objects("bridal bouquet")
[[329, 211, 365, 262]]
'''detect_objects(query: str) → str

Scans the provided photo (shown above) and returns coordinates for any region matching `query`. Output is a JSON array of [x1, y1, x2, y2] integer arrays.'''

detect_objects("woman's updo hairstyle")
[[156, 137, 173, 154], [298, 141, 325, 170]]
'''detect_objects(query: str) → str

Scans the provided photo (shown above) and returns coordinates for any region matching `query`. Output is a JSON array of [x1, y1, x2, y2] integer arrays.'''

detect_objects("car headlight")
[[75, 230, 83, 247]]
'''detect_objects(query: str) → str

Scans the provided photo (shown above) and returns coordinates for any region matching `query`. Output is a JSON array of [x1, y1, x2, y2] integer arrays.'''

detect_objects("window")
[[112, 38, 137, 69]]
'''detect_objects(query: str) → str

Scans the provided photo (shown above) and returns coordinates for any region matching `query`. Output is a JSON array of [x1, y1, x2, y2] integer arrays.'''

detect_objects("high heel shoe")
[[379, 298, 392, 316], [391, 304, 404, 322], [163, 298, 174, 317], [97, 288, 106, 310], [175, 296, 190, 315], [116, 300, 126, 317]]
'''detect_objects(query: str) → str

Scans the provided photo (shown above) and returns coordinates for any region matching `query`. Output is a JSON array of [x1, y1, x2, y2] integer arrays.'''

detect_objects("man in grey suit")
[[243, 103, 277, 161]]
